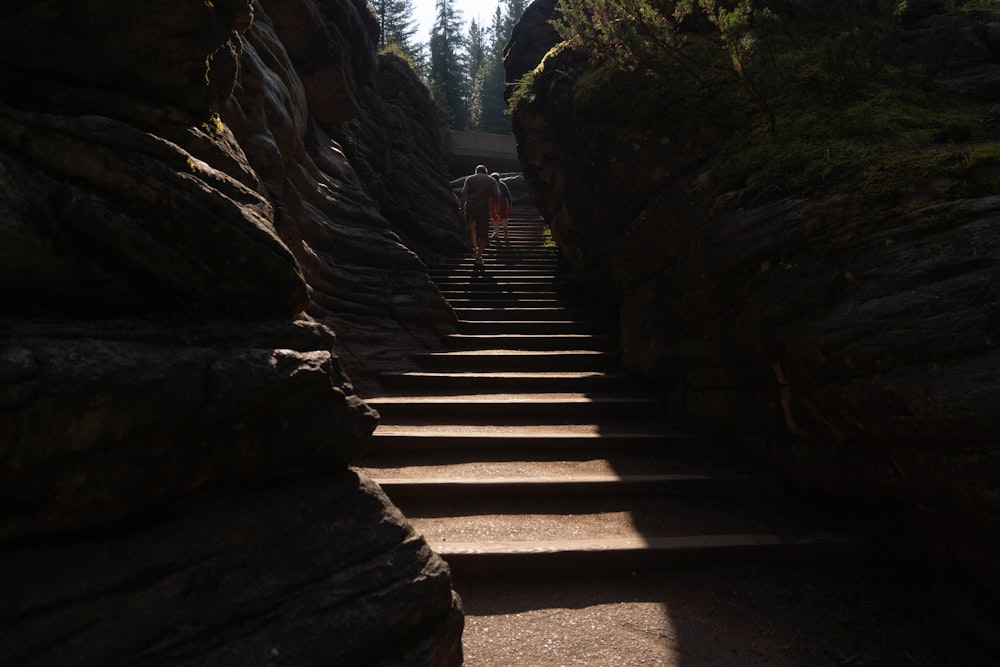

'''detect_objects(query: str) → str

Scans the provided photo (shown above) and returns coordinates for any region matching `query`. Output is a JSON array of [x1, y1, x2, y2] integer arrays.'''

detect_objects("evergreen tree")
[[429, 0, 468, 129], [467, 20, 487, 82], [470, 57, 509, 132], [467, 1, 523, 132], [500, 0, 527, 47], [374, 0, 420, 60], [490, 6, 505, 57]]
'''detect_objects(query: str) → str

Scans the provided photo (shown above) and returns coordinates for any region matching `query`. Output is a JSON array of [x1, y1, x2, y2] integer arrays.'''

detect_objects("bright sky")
[[411, 0, 507, 43]]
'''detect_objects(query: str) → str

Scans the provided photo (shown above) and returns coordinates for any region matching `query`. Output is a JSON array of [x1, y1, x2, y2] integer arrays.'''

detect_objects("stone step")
[[435, 280, 576, 291], [478, 239, 554, 246], [434, 280, 580, 294], [365, 391, 653, 420], [358, 447, 763, 478], [358, 450, 729, 476], [410, 350, 623, 371], [442, 333, 620, 351], [392, 489, 868, 575], [363, 206, 873, 584], [437, 291, 586, 303], [433, 256, 555, 264], [431, 261, 560, 270], [370, 472, 783, 500], [437, 256, 559, 265], [437, 264, 561, 274], [478, 230, 548, 236], [370, 423, 703, 453], [434, 273, 563, 283], [454, 307, 618, 322], [456, 320, 619, 335], [436, 282, 585, 294], [481, 241, 547, 246], [378, 370, 631, 392], [426, 534, 871, 575], [481, 250, 559, 260], [445, 298, 591, 308], [430, 266, 562, 275]]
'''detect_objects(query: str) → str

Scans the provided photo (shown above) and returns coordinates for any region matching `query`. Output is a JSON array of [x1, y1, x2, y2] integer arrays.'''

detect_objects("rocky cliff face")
[[222, 1, 466, 387], [508, 0, 1000, 648], [0, 0, 463, 664]]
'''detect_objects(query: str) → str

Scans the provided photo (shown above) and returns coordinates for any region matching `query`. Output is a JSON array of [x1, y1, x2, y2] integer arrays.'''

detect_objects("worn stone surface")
[[333, 52, 469, 264], [0, 0, 464, 663], [508, 0, 1000, 649], [222, 2, 459, 387], [0, 319, 377, 539], [0, 472, 463, 667], [0, 104, 308, 318], [0, 0, 251, 114]]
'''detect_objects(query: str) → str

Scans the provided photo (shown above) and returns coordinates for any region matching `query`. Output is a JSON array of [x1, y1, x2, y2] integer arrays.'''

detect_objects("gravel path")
[[454, 562, 994, 666]]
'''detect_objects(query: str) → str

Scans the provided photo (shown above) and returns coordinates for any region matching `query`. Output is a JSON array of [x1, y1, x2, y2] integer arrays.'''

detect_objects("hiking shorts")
[[492, 200, 510, 222], [466, 201, 490, 240]]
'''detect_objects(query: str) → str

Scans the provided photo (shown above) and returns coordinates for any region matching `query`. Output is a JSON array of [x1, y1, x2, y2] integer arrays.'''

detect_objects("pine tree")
[[470, 57, 509, 132], [467, 1, 523, 132], [467, 20, 487, 83], [429, 0, 468, 129], [374, 0, 420, 60], [500, 0, 527, 48]]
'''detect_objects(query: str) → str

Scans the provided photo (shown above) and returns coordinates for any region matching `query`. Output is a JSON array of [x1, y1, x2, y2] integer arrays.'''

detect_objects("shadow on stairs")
[[351, 213, 985, 665]]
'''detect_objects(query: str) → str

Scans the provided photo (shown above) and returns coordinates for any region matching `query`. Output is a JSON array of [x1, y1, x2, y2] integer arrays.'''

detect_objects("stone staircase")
[[356, 213, 867, 578]]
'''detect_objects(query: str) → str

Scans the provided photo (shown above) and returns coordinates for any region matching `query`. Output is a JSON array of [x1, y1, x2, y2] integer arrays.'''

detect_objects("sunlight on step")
[[463, 594, 678, 666], [373, 423, 631, 435], [412, 513, 649, 544], [365, 459, 625, 479]]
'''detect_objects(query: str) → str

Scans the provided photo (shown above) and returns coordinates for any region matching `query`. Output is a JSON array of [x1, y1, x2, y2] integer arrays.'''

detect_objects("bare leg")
[[468, 224, 479, 260]]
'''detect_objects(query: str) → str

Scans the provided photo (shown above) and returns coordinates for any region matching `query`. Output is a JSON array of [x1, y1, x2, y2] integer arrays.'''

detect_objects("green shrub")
[[532, 0, 1000, 213]]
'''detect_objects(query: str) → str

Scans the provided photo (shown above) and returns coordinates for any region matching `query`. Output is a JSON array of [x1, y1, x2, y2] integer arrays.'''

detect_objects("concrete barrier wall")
[[444, 130, 521, 178]]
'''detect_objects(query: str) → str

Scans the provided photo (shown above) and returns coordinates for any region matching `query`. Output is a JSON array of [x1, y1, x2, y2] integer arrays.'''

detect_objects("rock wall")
[[222, 1, 467, 388], [0, 0, 463, 664], [507, 0, 1000, 648]]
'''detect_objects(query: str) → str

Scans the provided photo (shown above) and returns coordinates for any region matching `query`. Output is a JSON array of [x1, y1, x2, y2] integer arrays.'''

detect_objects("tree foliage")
[[521, 0, 1000, 209], [467, 0, 526, 132], [470, 57, 509, 132], [429, 0, 468, 129], [374, 0, 421, 61], [547, 0, 915, 134], [467, 19, 488, 78], [379, 0, 528, 132]]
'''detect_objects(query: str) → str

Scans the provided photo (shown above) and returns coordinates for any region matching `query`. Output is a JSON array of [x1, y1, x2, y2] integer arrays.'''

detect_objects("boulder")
[[0, 319, 376, 539], [0, 471, 462, 666]]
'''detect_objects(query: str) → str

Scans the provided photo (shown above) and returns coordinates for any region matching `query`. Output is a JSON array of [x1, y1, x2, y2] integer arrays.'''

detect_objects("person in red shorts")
[[490, 172, 513, 246], [459, 164, 500, 267]]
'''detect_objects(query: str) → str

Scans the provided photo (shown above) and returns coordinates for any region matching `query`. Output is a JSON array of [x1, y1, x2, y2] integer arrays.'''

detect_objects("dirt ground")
[[452, 560, 996, 666]]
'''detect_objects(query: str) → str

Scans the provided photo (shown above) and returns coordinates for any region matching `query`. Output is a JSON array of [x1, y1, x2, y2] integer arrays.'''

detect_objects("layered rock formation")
[[1, 0, 464, 664], [222, 1, 467, 387], [508, 0, 1000, 648]]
